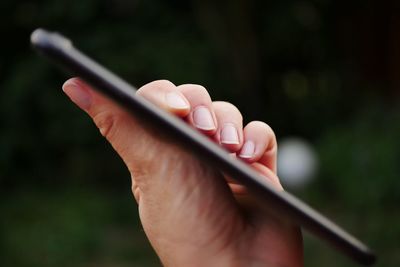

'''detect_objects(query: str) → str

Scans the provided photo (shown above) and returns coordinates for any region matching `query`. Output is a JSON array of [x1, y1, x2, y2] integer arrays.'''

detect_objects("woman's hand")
[[62, 78, 303, 267]]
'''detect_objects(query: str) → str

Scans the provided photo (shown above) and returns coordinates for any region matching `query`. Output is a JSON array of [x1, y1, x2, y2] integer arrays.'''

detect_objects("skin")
[[62, 78, 303, 267]]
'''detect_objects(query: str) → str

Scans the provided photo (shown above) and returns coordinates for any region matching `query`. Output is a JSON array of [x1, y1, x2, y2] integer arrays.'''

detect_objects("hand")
[[62, 78, 303, 267]]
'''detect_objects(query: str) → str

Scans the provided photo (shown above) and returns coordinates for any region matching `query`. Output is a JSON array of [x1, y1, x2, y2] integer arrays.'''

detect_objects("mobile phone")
[[30, 28, 376, 265]]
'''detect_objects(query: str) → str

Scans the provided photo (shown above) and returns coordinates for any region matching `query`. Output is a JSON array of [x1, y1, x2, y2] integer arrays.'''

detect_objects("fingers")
[[212, 101, 243, 152], [139, 82, 275, 172], [177, 84, 218, 135], [238, 121, 277, 173], [209, 102, 280, 190], [62, 77, 278, 180], [137, 80, 190, 117]]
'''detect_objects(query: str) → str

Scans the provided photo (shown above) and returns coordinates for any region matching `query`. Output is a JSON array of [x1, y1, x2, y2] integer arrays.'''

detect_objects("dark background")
[[1, 0, 399, 266]]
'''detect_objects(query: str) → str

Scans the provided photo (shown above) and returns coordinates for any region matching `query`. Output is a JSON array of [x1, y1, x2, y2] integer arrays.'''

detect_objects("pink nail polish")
[[193, 106, 216, 130], [221, 124, 239, 144], [240, 140, 255, 158], [62, 81, 92, 110], [165, 92, 189, 109]]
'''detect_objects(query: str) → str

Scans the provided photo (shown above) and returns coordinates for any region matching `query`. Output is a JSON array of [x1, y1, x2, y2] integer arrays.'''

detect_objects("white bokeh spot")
[[277, 137, 318, 189]]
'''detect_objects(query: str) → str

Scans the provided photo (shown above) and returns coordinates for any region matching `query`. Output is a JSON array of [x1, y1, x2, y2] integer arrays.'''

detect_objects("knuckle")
[[151, 79, 175, 87], [137, 79, 175, 96], [189, 84, 207, 92], [213, 101, 243, 120], [93, 111, 120, 140], [190, 84, 208, 95], [179, 84, 210, 97], [130, 180, 137, 195], [249, 121, 276, 137], [131, 179, 141, 202]]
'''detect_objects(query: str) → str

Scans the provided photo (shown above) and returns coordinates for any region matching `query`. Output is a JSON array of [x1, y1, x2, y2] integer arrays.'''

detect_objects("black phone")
[[30, 28, 376, 265]]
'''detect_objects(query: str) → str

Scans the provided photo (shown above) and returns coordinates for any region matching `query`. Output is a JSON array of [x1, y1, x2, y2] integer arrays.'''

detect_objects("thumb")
[[62, 78, 200, 204], [62, 77, 153, 172], [61, 78, 196, 180]]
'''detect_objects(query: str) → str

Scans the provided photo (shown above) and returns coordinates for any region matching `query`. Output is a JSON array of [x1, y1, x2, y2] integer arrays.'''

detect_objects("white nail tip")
[[239, 140, 255, 158], [220, 124, 239, 144], [193, 106, 216, 130]]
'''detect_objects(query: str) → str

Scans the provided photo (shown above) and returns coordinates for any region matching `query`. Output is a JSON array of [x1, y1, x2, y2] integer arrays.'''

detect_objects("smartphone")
[[30, 28, 376, 265]]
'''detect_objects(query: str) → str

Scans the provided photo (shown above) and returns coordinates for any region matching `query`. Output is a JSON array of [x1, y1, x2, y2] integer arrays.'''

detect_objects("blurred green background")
[[1, 0, 399, 266]]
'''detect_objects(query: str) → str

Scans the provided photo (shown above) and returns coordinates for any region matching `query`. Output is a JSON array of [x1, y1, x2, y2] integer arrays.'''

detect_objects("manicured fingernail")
[[239, 140, 255, 158], [221, 123, 239, 144], [193, 106, 216, 130], [165, 92, 189, 109], [62, 81, 92, 110]]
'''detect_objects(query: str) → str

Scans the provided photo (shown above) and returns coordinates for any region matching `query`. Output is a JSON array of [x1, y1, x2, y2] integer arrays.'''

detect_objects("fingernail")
[[193, 106, 216, 130], [62, 81, 92, 110], [221, 123, 239, 144], [165, 92, 189, 109], [239, 140, 255, 158]]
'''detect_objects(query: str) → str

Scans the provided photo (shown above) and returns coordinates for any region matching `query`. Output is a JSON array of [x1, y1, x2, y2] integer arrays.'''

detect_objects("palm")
[[135, 143, 302, 267]]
